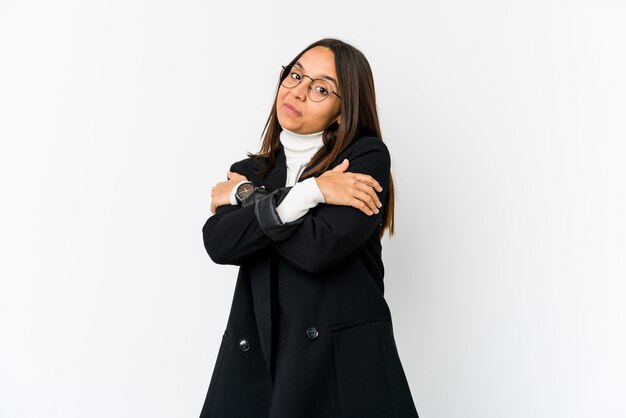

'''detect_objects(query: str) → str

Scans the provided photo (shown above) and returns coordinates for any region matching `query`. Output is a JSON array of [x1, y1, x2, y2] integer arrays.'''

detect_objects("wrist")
[[230, 180, 248, 205], [305, 177, 325, 204], [314, 177, 326, 203], [235, 181, 266, 206]]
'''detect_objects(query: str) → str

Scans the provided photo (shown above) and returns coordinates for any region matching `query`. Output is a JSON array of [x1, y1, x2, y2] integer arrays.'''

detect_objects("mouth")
[[283, 103, 302, 117]]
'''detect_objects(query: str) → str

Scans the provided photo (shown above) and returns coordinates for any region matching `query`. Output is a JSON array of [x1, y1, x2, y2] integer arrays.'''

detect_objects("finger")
[[352, 173, 382, 192], [349, 196, 375, 216], [353, 173, 383, 192], [355, 180, 382, 208], [352, 189, 379, 215], [331, 159, 349, 172]]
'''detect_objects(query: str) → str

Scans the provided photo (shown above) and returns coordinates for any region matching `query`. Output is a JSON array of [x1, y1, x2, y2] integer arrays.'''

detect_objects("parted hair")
[[247, 38, 395, 239]]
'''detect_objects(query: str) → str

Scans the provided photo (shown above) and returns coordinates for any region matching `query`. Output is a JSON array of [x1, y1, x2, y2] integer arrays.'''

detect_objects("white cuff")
[[276, 177, 325, 223], [229, 180, 249, 205]]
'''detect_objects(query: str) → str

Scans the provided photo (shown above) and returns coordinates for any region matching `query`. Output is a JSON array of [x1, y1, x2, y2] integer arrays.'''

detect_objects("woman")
[[201, 38, 419, 418]]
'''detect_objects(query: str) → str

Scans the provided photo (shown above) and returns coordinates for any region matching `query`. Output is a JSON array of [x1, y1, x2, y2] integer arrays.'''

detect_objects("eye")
[[290, 71, 301, 81], [315, 85, 329, 96]]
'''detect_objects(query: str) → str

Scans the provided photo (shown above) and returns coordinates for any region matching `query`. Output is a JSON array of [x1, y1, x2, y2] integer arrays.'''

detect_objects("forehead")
[[294, 46, 337, 78]]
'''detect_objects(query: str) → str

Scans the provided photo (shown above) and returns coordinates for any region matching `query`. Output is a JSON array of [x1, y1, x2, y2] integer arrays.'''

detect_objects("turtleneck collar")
[[279, 127, 325, 160]]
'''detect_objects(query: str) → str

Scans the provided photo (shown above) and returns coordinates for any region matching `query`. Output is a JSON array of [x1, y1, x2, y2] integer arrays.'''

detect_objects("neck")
[[279, 127, 325, 159]]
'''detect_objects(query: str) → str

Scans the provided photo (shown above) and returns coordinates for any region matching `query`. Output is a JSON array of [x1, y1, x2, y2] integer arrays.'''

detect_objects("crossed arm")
[[202, 138, 391, 274]]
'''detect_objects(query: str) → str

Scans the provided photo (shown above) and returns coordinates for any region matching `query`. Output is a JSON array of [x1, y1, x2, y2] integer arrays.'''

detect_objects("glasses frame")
[[280, 65, 343, 102]]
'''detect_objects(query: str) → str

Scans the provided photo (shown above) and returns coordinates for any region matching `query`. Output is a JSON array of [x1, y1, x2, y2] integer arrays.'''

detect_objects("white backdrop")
[[1, 1, 624, 417]]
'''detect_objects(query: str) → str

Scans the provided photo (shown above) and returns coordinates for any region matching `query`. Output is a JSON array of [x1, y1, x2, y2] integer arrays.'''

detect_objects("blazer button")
[[306, 327, 319, 340], [238, 338, 251, 352]]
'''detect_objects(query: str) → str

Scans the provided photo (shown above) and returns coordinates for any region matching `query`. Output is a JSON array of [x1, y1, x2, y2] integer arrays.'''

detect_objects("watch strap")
[[230, 180, 249, 205], [240, 186, 268, 208]]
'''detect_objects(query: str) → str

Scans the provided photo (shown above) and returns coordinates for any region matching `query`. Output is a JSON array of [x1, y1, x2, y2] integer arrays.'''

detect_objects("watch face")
[[236, 182, 256, 200], [238, 183, 255, 193]]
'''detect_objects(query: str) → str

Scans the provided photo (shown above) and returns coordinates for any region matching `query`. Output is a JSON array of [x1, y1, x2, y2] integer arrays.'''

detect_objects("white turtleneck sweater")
[[229, 127, 326, 222]]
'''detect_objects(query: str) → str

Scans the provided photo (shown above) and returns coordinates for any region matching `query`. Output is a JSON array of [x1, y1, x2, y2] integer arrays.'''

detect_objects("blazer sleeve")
[[201, 159, 303, 266], [201, 159, 272, 265], [264, 138, 391, 274]]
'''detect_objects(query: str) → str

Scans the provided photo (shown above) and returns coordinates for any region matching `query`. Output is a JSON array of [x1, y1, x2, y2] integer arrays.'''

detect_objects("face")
[[276, 46, 342, 134]]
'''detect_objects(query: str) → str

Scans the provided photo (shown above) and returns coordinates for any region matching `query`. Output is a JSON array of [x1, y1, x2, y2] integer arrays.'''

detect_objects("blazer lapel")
[[248, 146, 287, 379], [248, 257, 273, 378], [261, 147, 287, 192]]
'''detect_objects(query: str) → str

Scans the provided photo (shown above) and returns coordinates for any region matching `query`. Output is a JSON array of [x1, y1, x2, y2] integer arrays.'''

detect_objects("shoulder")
[[344, 135, 391, 165], [229, 155, 268, 176]]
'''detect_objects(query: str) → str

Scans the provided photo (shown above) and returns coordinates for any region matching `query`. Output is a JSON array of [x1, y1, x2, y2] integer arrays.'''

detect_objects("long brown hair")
[[247, 38, 395, 239]]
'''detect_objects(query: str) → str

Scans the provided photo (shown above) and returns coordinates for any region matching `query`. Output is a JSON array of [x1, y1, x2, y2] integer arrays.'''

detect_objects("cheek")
[[277, 87, 288, 102], [318, 103, 340, 123], [276, 91, 289, 113]]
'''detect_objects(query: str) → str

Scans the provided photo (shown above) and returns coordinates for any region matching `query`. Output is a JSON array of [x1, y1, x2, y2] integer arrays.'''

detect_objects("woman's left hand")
[[210, 171, 248, 214]]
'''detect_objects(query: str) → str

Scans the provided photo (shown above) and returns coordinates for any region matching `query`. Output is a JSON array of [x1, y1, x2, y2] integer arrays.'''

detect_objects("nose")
[[290, 79, 310, 101]]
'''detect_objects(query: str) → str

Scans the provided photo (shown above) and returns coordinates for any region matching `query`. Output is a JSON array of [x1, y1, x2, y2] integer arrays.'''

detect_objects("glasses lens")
[[280, 65, 334, 102], [308, 79, 332, 102], [281, 65, 302, 88]]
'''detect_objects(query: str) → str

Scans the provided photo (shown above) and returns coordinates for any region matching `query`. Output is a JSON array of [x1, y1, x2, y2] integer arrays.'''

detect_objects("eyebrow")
[[294, 61, 339, 88]]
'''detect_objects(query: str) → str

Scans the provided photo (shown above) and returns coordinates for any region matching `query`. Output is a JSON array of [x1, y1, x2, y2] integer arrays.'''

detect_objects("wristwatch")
[[235, 181, 264, 206]]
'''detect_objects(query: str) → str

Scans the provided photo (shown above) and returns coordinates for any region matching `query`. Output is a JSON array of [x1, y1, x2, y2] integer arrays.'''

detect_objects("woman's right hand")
[[314, 159, 383, 216]]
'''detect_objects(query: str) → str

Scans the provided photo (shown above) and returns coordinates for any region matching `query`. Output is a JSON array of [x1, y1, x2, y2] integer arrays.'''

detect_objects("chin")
[[277, 115, 298, 131]]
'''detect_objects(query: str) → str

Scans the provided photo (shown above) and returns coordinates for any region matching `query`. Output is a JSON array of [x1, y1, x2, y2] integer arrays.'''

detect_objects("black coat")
[[200, 134, 419, 418]]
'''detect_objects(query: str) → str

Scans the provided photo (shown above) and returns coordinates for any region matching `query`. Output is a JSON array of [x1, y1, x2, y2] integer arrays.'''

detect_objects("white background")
[[1, 1, 625, 417]]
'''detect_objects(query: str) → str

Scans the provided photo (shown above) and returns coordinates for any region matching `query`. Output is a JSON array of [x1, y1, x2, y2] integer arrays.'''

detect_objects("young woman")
[[201, 38, 419, 418]]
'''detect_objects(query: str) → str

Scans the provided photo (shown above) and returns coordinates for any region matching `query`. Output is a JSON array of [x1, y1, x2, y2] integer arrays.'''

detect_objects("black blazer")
[[200, 134, 419, 418]]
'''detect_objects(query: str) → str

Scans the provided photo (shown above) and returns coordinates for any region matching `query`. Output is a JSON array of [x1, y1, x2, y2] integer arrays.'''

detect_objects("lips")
[[283, 103, 302, 117]]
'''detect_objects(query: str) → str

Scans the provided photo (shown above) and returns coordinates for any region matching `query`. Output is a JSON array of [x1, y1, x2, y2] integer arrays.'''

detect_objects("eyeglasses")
[[280, 65, 342, 102]]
